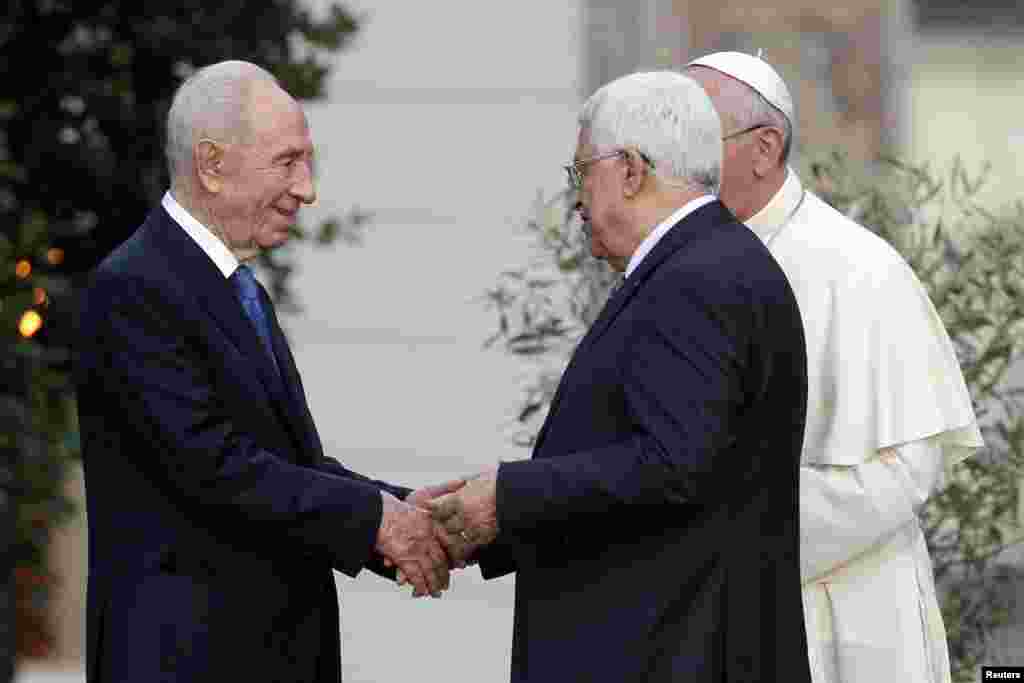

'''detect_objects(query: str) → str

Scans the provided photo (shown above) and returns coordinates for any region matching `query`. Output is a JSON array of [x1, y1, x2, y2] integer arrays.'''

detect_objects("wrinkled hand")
[[429, 468, 500, 567], [376, 491, 450, 598], [388, 479, 466, 590], [405, 478, 466, 510]]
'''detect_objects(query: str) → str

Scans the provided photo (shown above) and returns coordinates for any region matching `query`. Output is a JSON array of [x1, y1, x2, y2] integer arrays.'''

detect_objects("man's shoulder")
[[657, 207, 796, 306], [706, 204, 794, 280], [797, 192, 906, 263], [84, 207, 182, 309], [102, 204, 195, 276], [783, 191, 913, 285], [94, 207, 163, 270], [679, 199, 778, 264]]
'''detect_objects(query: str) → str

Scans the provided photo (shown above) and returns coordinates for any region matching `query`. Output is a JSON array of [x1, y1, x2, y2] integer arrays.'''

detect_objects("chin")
[[260, 230, 292, 249]]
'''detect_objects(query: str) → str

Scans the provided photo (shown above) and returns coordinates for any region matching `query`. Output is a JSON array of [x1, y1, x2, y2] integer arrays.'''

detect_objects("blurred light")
[[33, 287, 47, 305], [73, 211, 97, 232], [58, 126, 80, 145], [15, 259, 31, 279], [46, 248, 64, 265], [19, 310, 43, 338], [61, 95, 86, 116]]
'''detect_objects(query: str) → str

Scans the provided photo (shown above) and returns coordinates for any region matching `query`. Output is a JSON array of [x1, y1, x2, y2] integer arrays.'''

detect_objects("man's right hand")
[[375, 491, 450, 598]]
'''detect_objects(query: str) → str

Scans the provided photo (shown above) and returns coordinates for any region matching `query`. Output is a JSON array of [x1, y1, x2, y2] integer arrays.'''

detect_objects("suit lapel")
[[533, 201, 733, 452], [145, 208, 304, 448], [262, 288, 323, 461]]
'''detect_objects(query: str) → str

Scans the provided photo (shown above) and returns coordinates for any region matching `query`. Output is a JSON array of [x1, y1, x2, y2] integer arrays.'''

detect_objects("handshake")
[[375, 468, 500, 598]]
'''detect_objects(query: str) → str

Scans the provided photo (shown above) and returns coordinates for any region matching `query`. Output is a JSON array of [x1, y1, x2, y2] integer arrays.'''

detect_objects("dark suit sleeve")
[[475, 534, 520, 580], [496, 272, 754, 535], [92, 279, 383, 577], [315, 456, 412, 501], [362, 554, 400, 581], [313, 456, 410, 578]]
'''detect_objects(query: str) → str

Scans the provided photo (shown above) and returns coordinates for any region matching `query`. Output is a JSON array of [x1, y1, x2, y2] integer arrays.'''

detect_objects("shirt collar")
[[624, 194, 716, 279], [161, 191, 239, 279], [745, 167, 804, 243]]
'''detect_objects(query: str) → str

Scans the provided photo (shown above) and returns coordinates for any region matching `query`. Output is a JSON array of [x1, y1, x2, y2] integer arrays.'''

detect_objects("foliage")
[[483, 189, 616, 443], [1, 0, 367, 662], [485, 156, 1024, 679]]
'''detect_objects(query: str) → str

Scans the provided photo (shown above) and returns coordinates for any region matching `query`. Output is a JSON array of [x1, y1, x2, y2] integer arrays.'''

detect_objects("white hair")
[[578, 71, 722, 193], [165, 60, 280, 184], [688, 65, 795, 163]]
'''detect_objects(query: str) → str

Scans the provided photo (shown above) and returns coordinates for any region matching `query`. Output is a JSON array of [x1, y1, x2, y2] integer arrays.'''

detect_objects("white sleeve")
[[800, 433, 947, 584]]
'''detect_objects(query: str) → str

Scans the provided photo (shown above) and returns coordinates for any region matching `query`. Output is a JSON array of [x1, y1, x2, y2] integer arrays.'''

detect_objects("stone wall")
[[677, 0, 912, 162]]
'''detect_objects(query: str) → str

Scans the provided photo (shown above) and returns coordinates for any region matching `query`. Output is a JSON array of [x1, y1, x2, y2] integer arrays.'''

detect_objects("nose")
[[291, 160, 317, 205]]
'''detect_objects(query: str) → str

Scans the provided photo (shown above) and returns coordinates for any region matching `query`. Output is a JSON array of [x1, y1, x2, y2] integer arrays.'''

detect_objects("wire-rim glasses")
[[564, 150, 627, 190], [721, 124, 771, 142]]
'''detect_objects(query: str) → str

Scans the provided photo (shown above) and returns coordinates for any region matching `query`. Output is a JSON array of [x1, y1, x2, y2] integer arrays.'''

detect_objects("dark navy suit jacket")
[[75, 206, 409, 682], [479, 200, 811, 682]]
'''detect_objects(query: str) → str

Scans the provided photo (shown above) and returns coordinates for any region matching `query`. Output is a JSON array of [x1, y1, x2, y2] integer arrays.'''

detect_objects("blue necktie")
[[231, 265, 280, 376]]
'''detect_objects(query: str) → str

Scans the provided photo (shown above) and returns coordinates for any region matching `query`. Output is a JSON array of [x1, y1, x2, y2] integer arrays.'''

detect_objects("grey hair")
[[165, 60, 280, 184], [578, 71, 722, 194], [689, 65, 794, 163]]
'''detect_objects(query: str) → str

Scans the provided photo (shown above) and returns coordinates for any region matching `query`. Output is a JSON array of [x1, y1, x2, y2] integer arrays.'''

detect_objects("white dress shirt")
[[161, 191, 239, 279], [624, 194, 716, 279]]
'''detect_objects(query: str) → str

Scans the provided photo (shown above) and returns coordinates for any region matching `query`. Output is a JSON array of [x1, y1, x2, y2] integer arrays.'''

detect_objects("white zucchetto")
[[687, 51, 795, 124]]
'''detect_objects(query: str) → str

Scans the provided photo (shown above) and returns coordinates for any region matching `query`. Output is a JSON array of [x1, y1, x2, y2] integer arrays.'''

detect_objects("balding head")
[[165, 60, 282, 187], [164, 60, 316, 262]]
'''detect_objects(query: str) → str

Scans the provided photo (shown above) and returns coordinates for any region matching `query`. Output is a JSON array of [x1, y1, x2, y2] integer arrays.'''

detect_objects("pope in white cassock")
[[686, 52, 984, 683]]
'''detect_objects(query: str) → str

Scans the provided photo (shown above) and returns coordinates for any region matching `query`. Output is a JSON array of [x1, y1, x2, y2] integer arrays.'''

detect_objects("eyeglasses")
[[564, 149, 659, 190], [564, 150, 625, 190], [721, 124, 770, 142]]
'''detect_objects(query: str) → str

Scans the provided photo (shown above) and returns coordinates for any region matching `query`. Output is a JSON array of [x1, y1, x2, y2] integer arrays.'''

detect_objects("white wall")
[[905, 34, 1024, 211]]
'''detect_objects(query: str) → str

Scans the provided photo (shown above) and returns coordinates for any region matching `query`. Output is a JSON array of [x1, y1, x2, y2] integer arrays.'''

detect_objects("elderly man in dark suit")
[[75, 60, 460, 682], [431, 71, 812, 682]]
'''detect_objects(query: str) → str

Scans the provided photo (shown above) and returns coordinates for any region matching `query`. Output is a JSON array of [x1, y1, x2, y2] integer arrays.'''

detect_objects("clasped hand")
[[377, 468, 500, 598]]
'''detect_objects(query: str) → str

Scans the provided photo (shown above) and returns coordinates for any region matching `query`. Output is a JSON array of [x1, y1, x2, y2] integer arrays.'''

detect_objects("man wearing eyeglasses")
[[428, 70, 812, 682], [686, 52, 983, 683]]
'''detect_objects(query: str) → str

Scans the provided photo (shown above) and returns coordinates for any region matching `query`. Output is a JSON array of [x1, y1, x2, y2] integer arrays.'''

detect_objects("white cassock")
[[745, 169, 984, 683]]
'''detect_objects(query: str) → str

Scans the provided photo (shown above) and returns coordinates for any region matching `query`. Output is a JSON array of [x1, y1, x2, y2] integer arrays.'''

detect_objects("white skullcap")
[[687, 51, 794, 124]]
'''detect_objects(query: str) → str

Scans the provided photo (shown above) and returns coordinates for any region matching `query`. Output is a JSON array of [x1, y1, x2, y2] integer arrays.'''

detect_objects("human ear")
[[752, 128, 785, 178], [623, 149, 649, 198], [195, 139, 225, 194]]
